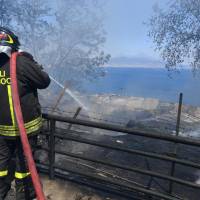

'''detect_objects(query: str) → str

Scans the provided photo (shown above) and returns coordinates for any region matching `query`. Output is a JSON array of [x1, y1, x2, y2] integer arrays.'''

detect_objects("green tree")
[[0, 0, 15, 26], [148, 0, 200, 71], [46, 0, 110, 83], [0, 0, 109, 84], [14, 0, 52, 60], [12, 0, 109, 84]]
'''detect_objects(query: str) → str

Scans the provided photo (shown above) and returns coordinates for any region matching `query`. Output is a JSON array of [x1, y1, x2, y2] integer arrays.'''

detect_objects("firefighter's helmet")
[[0, 27, 20, 50]]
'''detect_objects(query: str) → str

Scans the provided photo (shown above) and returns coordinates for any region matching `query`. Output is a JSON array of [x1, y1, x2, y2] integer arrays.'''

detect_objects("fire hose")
[[10, 52, 45, 200]]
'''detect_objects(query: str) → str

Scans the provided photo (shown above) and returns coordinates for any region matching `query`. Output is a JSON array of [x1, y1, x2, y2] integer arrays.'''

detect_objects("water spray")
[[49, 75, 88, 111]]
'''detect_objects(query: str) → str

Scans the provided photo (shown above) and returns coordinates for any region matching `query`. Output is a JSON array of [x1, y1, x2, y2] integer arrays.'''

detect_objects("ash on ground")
[[37, 94, 200, 200]]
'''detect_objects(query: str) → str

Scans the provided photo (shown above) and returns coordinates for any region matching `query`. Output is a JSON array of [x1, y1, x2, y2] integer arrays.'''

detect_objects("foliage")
[[14, 0, 52, 60], [148, 0, 200, 71], [45, 0, 110, 83], [0, 0, 109, 83], [0, 0, 14, 26]]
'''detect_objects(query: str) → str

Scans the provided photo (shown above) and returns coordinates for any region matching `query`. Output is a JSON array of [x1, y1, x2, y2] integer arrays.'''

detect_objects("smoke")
[[7, 0, 110, 110], [23, 0, 109, 85], [0, 0, 108, 93]]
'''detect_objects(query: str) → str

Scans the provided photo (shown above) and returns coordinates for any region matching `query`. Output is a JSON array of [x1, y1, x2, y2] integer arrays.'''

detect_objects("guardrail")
[[35, 110, 200, 200]]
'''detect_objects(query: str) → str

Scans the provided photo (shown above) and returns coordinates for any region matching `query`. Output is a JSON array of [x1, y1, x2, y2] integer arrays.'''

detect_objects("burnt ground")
[[33, 125, 200, 200], [6, 95, 200, 200], [5, 130, 200, 200]]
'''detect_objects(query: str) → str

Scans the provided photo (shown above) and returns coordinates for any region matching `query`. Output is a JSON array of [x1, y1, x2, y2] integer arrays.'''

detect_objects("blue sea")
[[83, 67, 200, 106]]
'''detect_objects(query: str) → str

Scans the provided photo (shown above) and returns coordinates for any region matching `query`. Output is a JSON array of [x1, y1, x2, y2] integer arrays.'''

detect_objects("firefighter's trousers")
[[0, 135, 37, 200]]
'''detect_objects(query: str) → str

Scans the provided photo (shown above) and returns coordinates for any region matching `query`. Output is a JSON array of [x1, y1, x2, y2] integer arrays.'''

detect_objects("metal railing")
[[35, 108, 200, 200]]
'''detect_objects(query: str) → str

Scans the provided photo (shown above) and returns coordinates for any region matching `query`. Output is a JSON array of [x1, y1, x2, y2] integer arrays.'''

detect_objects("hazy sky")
[[103, 0, 169, 67]]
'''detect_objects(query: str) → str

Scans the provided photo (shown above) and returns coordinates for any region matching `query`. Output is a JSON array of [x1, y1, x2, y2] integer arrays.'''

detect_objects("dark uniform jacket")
[[0, 52, 50, 137]]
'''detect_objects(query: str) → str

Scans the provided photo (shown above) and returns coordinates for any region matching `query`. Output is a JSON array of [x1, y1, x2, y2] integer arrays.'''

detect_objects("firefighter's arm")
[[19, 53, 51, 89]]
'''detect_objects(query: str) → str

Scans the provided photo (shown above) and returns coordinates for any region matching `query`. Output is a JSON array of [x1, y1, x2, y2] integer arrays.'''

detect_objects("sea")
[[82, 67, 200, 107]]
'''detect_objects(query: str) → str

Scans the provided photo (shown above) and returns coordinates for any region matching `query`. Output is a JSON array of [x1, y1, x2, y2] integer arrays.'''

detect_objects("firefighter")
[[0, 27, 50, 200]]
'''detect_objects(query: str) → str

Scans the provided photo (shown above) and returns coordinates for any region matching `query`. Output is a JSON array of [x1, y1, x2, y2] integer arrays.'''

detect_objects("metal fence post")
[[169, 93, 183, 194], [49, 119, 56, 179]]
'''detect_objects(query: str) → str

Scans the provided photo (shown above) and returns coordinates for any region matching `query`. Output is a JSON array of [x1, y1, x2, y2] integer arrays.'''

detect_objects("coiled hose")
[[10, 52, 45, 200]]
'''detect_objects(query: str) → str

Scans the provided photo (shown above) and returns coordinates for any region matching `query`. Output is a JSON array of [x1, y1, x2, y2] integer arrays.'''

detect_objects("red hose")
[[10, 52, 46, 200]]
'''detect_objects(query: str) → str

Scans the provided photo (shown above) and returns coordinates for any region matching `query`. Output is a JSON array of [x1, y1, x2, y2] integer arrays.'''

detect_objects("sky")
[[102, 0, 169, 67]]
